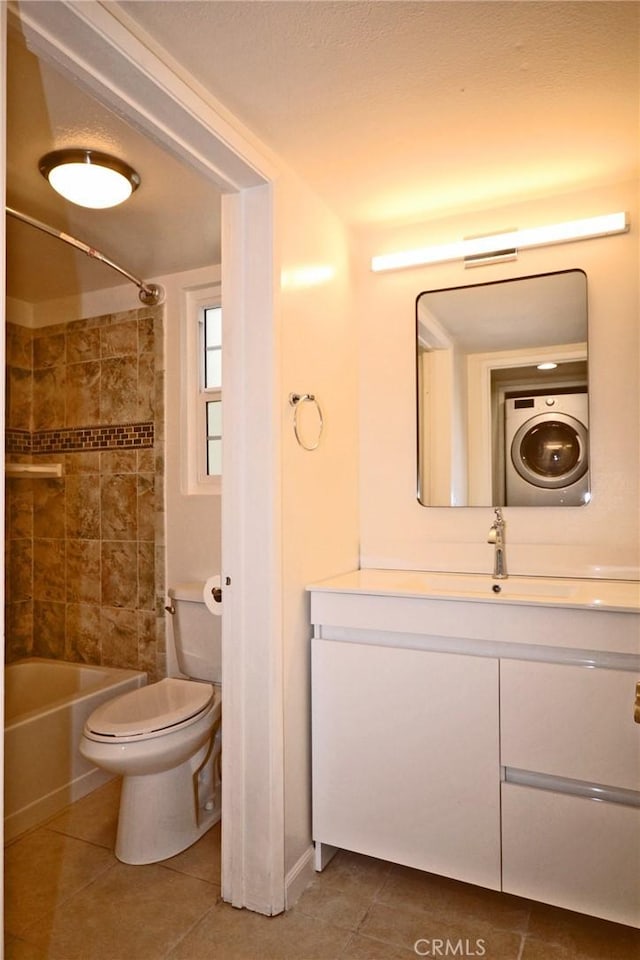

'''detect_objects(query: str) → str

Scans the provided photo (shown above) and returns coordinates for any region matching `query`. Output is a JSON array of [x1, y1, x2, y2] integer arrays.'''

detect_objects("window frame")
[[182, 283, 222, 495], [202, 304, 222, 480]]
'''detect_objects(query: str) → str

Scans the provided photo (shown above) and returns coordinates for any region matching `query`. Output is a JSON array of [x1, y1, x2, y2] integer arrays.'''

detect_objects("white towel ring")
[[289, 392, 324, 451]]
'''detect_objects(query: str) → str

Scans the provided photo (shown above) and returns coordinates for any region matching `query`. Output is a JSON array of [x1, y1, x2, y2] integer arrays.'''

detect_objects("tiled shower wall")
[[5, 306, 165, 682]]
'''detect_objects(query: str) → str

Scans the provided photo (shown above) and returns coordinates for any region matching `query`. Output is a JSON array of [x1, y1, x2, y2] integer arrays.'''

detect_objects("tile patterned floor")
[[5, 780, 639, 960]]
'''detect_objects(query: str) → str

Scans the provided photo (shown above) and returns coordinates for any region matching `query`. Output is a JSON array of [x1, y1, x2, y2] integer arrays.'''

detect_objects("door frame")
[[1, 0, 8, 940], [4, 0, 285, 915]]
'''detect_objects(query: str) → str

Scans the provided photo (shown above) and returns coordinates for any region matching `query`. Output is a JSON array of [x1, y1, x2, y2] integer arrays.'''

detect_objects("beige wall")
[[162, 265, 222, 588], [278, 173, 360, 876], [162, 264, 222, 677], [356, 180, 639, 578]]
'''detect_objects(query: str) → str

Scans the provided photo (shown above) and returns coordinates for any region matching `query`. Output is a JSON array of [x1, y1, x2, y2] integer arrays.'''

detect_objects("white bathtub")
[[4, 657, 146, 842]]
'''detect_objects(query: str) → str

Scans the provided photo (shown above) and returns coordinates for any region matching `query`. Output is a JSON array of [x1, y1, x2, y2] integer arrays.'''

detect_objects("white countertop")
[[308, 569, 640, 613]]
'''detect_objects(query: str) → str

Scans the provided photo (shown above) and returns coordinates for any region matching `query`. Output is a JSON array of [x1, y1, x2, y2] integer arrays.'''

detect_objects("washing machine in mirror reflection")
[[505, 392, 589, 506]]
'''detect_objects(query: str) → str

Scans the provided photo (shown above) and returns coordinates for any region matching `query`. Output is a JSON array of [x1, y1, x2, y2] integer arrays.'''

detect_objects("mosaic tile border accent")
[[6, 430, 32, 456], [6, 422, 154, 456]]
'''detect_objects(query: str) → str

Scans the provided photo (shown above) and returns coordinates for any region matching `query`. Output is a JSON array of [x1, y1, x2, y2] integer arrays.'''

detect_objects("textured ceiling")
[[7, 1, 639, 304], [118, 0, 640, 226]]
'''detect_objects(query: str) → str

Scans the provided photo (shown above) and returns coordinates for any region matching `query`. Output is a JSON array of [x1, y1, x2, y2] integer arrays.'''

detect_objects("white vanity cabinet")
[[312, 638, 501, 889], [309, 570, 640, 928]]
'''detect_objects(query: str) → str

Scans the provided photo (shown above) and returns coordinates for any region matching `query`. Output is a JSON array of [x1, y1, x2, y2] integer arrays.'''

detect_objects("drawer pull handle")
[[635, 682, 640, 724]]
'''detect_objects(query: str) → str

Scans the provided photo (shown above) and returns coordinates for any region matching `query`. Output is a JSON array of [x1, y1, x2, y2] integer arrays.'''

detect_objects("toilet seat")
[[85, 678, 215, 742]]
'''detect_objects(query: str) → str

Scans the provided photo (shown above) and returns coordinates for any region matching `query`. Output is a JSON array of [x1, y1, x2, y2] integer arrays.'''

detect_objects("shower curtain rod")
[[6, 206, 164, 306]]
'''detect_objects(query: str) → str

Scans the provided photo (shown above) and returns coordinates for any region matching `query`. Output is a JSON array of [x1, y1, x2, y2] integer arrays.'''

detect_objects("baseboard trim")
[[284, 845, 316, 909]]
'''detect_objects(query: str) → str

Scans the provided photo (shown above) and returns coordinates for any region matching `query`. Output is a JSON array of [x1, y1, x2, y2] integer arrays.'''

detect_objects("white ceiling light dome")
[[39, 149, 141, 209]]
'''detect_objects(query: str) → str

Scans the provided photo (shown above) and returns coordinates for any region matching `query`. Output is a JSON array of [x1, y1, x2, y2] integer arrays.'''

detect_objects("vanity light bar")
[[370, 212, 629, 273]]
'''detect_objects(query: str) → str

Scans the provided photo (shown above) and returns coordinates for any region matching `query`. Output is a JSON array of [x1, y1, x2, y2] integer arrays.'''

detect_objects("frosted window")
[[204, 306, 222, 389], [207, 439, 222, 476], [206, 399, 222, 477]]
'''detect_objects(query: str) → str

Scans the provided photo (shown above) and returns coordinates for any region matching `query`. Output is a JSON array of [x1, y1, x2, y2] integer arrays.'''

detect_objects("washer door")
[[511, 413, 588, 489]]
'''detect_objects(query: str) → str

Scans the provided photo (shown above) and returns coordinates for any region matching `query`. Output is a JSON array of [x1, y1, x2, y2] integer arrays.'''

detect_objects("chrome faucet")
[[487, 508, 507, 579]]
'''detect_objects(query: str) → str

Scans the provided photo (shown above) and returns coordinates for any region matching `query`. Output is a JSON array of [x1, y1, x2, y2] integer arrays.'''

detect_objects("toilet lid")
[[86, 678, 214, 738]]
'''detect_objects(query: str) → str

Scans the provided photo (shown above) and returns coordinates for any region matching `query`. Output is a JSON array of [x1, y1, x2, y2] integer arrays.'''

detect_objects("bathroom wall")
[[160, 265, 222, 589], [355, 179, 640, 579], [5, 302, 166, 680], [278, 172, 360, 878], [157, 263, 222, 677]]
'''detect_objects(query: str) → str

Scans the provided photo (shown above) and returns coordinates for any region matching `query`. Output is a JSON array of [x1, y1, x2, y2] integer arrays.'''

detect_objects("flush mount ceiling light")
[[39, 149, 141, 209], [370, 212, 629, 273]]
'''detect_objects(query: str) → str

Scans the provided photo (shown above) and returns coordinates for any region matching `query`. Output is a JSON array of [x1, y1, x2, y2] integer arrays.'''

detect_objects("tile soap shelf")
[[6, 462, 63, 479]]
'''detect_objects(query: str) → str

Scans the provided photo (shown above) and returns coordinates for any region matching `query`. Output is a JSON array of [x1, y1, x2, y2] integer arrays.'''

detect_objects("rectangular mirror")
[[416, 269, 589, 507]]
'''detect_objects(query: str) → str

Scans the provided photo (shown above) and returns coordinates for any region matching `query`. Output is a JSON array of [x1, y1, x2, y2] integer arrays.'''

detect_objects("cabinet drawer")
[[502, 782, 640, 928], [500, 659, 640, 790]]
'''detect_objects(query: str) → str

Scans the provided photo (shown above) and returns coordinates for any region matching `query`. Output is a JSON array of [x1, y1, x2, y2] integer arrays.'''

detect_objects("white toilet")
[[80, 582, 222, 865]]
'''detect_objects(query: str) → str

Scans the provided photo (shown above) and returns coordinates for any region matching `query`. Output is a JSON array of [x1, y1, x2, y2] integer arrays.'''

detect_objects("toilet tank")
[[169, 582, 221, 683]]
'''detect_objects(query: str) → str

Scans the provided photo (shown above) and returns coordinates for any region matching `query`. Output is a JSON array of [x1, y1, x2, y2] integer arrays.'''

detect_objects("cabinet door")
[[312, 638, 500, 890], [502, 782, 640, 928], [500, 659, 640, 790]]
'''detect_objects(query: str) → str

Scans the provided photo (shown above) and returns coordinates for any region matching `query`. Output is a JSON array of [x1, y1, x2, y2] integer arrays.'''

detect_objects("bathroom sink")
[[417, 573, 578, 600], [308, 569, 640, 612]]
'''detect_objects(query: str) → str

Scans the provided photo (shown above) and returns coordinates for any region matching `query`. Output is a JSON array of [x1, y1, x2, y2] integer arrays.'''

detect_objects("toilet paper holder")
[[165, 588, 221, 615], [164, 577, 229, 616]]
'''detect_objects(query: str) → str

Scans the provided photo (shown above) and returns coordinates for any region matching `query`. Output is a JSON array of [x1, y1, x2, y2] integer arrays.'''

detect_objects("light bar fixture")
[[370, 212, 629, 273]]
